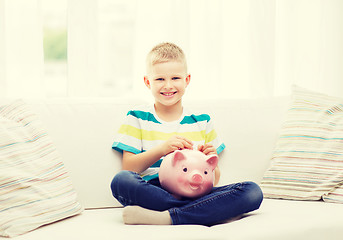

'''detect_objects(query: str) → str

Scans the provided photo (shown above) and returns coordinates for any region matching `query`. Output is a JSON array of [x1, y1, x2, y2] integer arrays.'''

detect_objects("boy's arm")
[[122, 146, 164, 174], [122, 135, 193, 174]]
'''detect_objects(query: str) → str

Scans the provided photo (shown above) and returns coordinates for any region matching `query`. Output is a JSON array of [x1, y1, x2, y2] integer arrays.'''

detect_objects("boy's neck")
[[154, 101, 183, 122]]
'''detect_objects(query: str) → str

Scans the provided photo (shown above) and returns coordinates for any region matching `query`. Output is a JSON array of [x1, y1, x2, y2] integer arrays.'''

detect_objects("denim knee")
[[110, 170, 132, 198], [243, 181, 263, 211]]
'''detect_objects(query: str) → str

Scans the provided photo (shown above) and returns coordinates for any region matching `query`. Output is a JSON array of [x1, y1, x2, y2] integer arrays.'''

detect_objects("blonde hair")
[[146, 42, 187, 74]]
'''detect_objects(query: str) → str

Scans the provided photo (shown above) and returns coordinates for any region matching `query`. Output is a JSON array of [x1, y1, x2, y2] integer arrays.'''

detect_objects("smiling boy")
[[110, 42, 263, 225]]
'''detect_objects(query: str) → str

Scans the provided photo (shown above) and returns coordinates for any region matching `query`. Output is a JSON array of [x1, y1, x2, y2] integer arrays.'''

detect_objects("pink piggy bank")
[[159, 149, 218, 199]]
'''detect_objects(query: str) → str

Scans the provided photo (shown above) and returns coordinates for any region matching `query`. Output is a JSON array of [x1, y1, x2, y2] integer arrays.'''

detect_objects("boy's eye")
[[155, 78, 164, 81], [172, 77, 181, 80]]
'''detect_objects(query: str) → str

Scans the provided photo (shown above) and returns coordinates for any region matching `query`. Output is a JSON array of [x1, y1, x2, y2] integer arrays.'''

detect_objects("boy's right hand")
[[161, 135, 193, 155]]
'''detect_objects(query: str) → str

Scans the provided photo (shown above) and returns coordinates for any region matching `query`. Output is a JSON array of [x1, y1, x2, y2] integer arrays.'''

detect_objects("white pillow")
[[0, 100, 83, 237], [261, 86, 343, 202]]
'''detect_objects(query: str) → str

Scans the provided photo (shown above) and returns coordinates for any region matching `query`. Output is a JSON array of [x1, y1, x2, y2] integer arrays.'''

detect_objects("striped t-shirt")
[[112, 105, 226, 180]]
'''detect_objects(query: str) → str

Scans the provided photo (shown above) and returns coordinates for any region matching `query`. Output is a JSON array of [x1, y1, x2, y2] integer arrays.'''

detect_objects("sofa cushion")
[[261, 86, 343, 202], [0, 100, 83, 237], [23, 97, 289, 209]]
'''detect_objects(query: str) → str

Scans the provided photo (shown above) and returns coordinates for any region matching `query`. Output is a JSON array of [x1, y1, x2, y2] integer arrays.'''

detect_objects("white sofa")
[[9, 96, 343, 240]]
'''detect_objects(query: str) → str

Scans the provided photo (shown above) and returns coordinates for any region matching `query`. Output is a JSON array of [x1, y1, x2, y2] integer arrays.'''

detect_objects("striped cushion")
[[0, 100, 83, 237], [261, 86, 343, 202], [323, 185, 343, 203]]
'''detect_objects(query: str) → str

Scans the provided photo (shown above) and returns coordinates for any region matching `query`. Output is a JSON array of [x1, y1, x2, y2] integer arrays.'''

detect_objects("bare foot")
[[122, 206, 172, 225]]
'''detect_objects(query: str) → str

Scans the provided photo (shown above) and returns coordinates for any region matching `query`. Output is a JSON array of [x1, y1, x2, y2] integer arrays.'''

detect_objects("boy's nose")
[[164, 80, 172, 88]]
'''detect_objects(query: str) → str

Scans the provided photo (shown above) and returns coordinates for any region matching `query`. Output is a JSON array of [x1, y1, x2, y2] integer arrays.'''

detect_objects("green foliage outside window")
[[43, 28, 67, 61]]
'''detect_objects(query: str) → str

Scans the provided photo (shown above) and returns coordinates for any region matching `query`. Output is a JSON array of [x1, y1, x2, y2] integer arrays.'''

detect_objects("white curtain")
[[274, 0, 343, 97], [0, 0, 44, 98], [68, 0, 98, 97], [1, 0, 343, 99]]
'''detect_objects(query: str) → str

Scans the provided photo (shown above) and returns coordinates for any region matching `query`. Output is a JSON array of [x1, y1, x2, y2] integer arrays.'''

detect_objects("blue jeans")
[[110, 170, 263, 226]]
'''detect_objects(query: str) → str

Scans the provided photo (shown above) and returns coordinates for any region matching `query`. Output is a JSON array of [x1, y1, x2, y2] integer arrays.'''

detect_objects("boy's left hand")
[[198, 143, 217, 156]]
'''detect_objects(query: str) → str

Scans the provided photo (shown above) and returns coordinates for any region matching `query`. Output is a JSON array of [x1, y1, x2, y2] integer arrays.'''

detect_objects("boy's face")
[[144, 60, 190, 108]]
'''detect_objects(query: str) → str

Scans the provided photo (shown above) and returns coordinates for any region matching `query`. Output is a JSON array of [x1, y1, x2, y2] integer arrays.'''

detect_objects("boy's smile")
[[161, 91, 177, 97]]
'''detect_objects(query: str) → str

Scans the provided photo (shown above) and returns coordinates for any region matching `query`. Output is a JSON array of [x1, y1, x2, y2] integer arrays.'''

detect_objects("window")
[[42, 0, 68, 97], [4, 1, 341, 99], [41, 0, 137, 98]]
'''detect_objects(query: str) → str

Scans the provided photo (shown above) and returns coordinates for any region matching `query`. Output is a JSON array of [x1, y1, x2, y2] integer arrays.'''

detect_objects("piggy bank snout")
[[191, 173, 203, 183]]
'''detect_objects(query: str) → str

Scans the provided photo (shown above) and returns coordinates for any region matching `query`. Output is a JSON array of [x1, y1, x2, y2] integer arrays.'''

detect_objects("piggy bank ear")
[[206, 155, 218, 170], [172, 150, 186, 166]]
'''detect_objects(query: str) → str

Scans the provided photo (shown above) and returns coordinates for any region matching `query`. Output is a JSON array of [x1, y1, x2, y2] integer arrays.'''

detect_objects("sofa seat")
[[13, 199, 343, 240]]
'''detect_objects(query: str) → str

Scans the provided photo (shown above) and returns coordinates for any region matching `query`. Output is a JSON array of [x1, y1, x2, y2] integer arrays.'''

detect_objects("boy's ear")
[[144, 76, 151, 89], [185, 74, 191, 87]]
